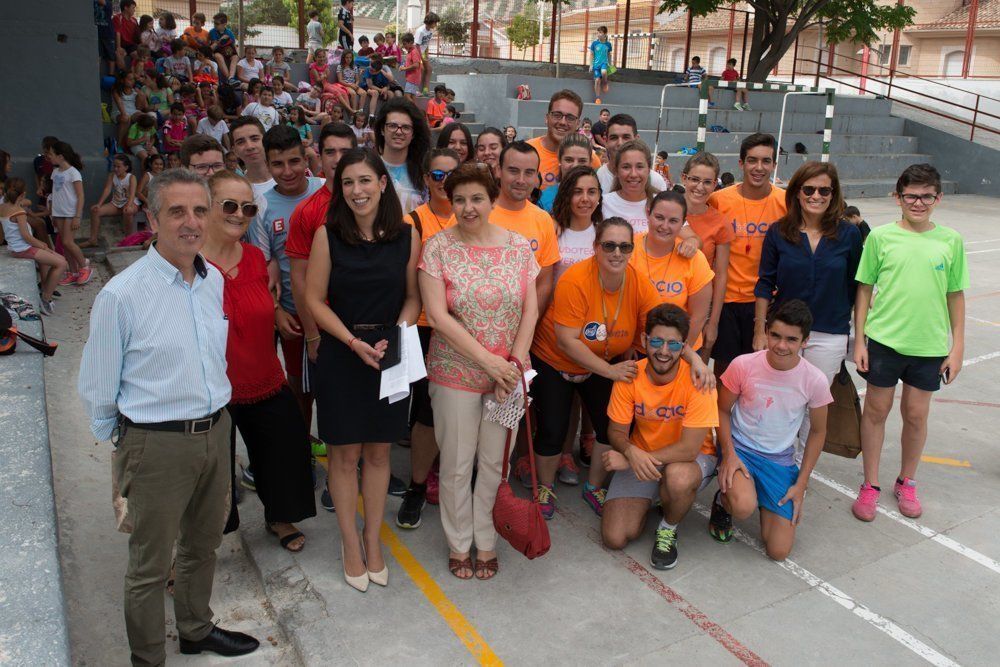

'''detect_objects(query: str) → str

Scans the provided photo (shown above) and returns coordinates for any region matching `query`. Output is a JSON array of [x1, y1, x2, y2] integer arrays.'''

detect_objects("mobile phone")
[[939, 368, 950, 385]]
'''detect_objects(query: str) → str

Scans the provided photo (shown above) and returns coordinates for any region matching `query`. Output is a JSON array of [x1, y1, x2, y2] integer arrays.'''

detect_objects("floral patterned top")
[[420, 229, 540, 393]]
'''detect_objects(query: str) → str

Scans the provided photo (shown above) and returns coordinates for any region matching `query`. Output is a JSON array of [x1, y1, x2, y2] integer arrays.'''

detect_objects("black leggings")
[[229, 386, 317, 524], [530, 354, 613, 457]]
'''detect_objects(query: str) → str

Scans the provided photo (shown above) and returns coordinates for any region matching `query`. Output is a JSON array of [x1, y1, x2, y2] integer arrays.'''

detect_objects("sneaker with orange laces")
[[852, 482, 881, 522], [579, 433, 595, 467], [59, 272, 80, 286], [75, 265, 94, 285], [514, 455, 533, 489], [557, 453, 580, 485], [893, 477, 922, 518]]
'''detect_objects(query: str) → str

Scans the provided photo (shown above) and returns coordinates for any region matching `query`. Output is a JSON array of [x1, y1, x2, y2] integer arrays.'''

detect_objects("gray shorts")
[[606, 453, 718, 502], [403, 81, 420, 95]]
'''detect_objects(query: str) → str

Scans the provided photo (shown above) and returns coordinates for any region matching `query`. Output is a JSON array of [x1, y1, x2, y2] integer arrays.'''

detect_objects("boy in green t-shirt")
[[851, 164, 968, 523]]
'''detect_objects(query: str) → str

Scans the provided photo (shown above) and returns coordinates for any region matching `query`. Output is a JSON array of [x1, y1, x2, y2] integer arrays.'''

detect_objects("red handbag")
[[492, 358, 551, 559]]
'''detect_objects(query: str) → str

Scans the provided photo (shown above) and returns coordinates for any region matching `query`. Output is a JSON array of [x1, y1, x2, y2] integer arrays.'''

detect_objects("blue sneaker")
[[320, 487, 335, 512], [582, 482, 606, 516]]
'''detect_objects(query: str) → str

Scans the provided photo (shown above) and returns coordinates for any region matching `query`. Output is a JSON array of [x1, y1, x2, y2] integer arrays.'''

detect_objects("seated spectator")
[[197, 106, 231, 151], [591, 108, 610, 147], [126, 114, 158, 161], [138, 13, 160, 55], [357, 35, 375, 57], [242, 88, 281, 131], [721, 58, 750, 110], [162, 39, 193, 81], [210, 12, 237, 52], [0, 178, 67, 314], [183, 12, 211, 49], [162, 102, 190, 154], [193, 46, 220, 84], [271, 76, 295, 110], [112, 72, 145, 148], [86, 153, 138, 247], [113, 0, 140, 72], [426, 85, 448, 128], [351, 111, 375, 149], [155, 13, 177, 54], [214, 42, 240, 82], [236, 45, 265, 90], [296, 85, 332, 126]]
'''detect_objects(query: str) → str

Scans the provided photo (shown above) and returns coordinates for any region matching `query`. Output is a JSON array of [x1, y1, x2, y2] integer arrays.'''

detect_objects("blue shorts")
[[735, 446, 798, 521], [593, 65, 608, 79]]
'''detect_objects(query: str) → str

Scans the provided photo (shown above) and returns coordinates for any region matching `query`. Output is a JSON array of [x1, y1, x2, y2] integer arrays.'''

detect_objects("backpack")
[[795, 142, 808, 154], [516, 84, 532, 100]]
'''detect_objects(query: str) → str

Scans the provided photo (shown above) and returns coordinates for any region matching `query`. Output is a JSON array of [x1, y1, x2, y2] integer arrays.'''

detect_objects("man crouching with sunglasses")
[[601, 304, 719, 570]]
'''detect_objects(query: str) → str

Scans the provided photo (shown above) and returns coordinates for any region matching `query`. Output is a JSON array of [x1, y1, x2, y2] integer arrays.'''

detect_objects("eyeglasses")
[[599, 241, 635, 254], [217, 199, 259, 217], [429, 169, 453, 182], [191, 162, 225, 175], [801, 185, 833, 197], [683, 176, 716, 188], [898, 192, 939, 206], [648, 337, 685, 352], [385, 122, 413, 135], [548, 111, 580, 124]]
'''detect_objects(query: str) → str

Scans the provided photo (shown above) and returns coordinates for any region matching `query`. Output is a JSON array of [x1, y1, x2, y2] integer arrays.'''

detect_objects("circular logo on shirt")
[[583, 322, 601, 341]]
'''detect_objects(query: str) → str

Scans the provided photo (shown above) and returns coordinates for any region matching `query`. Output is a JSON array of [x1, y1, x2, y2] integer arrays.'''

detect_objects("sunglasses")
[[599, 241, 635, 254], [648, 337, 685, 352], [801, 185, 833, 197], [429, 169, 453, 182], [218, 199, 259, 217]]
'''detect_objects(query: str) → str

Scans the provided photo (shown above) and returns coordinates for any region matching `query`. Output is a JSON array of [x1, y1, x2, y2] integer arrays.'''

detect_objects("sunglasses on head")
[[648, 337, 684, 352], [429, 169, 452, 182], [599, 241, 635, 254], [218, 199, 258, 217], [801, 185, 833, 197]]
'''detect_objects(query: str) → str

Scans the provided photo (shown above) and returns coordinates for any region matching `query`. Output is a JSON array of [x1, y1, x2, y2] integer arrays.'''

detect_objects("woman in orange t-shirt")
[[631, 190, 714, 350], [681, 152, 733, 361]]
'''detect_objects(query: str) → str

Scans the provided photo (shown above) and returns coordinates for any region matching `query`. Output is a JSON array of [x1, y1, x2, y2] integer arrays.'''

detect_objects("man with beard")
[[600, 304, 719, 570]]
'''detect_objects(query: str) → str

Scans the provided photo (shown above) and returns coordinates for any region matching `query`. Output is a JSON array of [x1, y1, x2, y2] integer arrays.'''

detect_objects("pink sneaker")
[[894, 477, 922, 518], [852, 482, 880, 522], [75, 266, 93, 285], [514, 455, 533, 489], [59, 272, 79, 286], [425, 467, 440, 506]]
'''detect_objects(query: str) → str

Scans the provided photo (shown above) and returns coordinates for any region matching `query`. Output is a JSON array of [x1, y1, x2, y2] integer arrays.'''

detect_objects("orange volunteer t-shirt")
[[426, 98, 448, 126], [488, 201, 561, 268], [532, 258, 661, 374], [407, 203, 455, 327], [527, 135, 602, 191], [686, 206, 735, 268], [707, 184, 786, 303], [630, 235, 714, 348], [607, 358, 718, 455]]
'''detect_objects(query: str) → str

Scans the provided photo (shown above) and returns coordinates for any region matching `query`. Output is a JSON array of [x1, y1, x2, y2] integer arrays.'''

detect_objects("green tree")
[[505, 1, 551, 50], [657, 0, 915, 82], [282, 0, 337, 48], [438, 4, 470, 48]]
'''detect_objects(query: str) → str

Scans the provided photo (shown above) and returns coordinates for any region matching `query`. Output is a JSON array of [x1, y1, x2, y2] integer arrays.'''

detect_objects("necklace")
[[427, 201, 451, 231], [643, 234, 675, 295], [739, 183, 771, 254], [596, 268, 627, 360]]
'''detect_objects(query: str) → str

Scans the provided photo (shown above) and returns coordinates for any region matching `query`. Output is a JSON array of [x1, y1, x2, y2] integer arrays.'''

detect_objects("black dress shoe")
[[179, 625, 260, 657]]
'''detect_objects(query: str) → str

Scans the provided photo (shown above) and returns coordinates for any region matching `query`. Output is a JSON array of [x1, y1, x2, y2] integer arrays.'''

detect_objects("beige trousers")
[[429, 383, 518, 554]]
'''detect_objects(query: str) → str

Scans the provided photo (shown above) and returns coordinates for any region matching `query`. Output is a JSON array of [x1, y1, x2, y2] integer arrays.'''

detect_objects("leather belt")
[[124, 409, 224, 435]]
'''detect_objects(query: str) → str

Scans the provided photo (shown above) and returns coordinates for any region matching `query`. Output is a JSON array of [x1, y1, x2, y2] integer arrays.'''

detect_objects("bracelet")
[[305, 335, 321, 343], [347, 336, 358, 349]]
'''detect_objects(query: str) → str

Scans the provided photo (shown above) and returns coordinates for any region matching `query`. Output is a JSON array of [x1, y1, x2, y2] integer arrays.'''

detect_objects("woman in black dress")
[[305, 148, 422, 592]]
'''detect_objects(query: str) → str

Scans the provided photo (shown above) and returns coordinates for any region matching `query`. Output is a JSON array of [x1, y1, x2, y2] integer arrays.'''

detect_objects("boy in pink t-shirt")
[[399, 33, 422, 102], [710, 299, 832, 560], [161, 102, 189, 153]]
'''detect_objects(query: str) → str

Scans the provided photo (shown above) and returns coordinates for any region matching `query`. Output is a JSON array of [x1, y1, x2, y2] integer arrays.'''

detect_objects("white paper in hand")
[[379, 323, 426, 404]]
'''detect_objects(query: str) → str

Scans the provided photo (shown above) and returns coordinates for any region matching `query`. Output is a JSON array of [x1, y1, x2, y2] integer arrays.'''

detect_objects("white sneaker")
[[40, 299, 55, 316], [734, 102, 743, 110]]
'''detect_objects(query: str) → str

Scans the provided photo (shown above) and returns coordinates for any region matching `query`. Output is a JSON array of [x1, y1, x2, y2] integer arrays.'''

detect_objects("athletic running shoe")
[[241, 465, 256, 492], [310, 435, 326, 457], [651, 527, 678, 570], [708, 490, 733, 543], [396, 485, 426, 529], [579, 434, 595, 467], [39, 299, 55, 316], [557, 453, 580, 486], [708, 101, 716, 108], [59, 272, 79, 286], [734, 102, 743, 111], [893, 477, 922, 518], [75, 265, 93, 285], [320, 487, 335, 512], [425, 467, 440, 505], [388, 473, 407, 497], [538, 484, 557, 520], [514, 455, 533, 489], [852, 482, 880, 522], [742, 103, 752, 111], [582, 482, 606, 516]]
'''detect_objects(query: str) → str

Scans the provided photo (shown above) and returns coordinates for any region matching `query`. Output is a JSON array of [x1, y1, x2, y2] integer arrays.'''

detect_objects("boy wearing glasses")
[[602, 304, 719, 570], [527, 89, 601, 191], [851, 164, 968, 522]]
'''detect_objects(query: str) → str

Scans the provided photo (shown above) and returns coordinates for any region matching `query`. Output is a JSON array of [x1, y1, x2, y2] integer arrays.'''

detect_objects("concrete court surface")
[[47, 194, 1000, 666]]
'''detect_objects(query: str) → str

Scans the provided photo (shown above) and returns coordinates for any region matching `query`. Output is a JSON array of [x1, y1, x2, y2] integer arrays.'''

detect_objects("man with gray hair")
[[79, 168, 259, 665]]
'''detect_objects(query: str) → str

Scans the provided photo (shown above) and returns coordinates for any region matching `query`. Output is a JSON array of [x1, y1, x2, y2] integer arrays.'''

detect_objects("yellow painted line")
[[921, 455, 972, 468], [357, 500, 502, 665]]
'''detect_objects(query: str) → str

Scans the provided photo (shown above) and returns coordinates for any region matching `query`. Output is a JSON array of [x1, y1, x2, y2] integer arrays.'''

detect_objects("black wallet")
[[358, 326, 401, 370]]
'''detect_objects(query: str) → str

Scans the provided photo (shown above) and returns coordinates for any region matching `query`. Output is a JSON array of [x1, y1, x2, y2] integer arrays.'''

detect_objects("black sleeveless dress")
[[314, 224, 413, 446]]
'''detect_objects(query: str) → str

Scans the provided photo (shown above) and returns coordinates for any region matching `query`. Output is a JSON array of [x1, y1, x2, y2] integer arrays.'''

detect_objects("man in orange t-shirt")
[[707, 133, 786, 375], [526, 89, 601, 191], [601, 304, 719, 570]]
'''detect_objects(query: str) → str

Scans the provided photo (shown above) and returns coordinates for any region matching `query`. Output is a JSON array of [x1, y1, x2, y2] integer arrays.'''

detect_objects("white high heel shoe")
[[367, 562, 389, 587], [342, 544, 369, 592]]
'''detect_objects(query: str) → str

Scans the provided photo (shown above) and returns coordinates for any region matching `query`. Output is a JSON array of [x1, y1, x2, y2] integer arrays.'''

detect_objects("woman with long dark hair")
[[475, 127, 507, 180], [435, 122, 473, 162], [305, 148, 421, 592], [374, 98, 431, 213]]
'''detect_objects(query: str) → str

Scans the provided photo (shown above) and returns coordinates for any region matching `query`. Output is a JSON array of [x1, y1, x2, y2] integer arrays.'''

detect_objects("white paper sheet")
[[379, 322, 427, 404]]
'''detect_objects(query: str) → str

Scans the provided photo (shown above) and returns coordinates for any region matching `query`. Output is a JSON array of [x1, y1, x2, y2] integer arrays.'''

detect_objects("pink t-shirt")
[[404, 47, 422, 85], [419, 229, 540, 393], [721, 350, 833, 461]]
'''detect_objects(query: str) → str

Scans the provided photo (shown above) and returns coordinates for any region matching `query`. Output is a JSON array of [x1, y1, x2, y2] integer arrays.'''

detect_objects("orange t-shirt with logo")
[[686, 206, 735, 268], [532, 258, 661, 374], [630, 235, 714, 348], [488, 201, 561, 268], [607, 358, 718, 455], [707, 184, 786, 303], [527, 135, 602, 191], [407, 203, 455, 327]]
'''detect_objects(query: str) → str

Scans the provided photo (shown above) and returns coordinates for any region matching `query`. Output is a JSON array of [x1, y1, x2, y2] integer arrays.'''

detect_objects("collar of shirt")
[[147, 242, 209, 285]]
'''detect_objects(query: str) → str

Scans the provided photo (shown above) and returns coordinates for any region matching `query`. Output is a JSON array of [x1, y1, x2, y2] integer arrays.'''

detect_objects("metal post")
[[237, 0, 245, 53], [791, 35, 799, 83], [550, 0, 557, 64], [471, 0, 479, 58], [962, 0, 979, 78], [583, 9, 590, 64], [826, 42, 834, 76], [647, 4, 655, 70], [726, 3, 736, 61], [971, 95, 980, 141], [683, 10, 693, 71], [740, 13, 749, 73], [822, 89, 835, 163], [622, 0, 632, 69], [556, 0, 562, 76], [814, 19, 824, 88], [696, 79, 710, 151], [297, 0, 305, 50]]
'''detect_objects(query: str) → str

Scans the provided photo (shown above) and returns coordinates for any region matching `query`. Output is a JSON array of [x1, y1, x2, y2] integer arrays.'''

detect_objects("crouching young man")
[[711, 299, 832, 560], [601, 304, 719, 570]]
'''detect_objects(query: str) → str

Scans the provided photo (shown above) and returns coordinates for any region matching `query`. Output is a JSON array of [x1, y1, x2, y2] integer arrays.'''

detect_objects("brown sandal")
[[448, 556, 474, 580], [474, 557, 499, 581]]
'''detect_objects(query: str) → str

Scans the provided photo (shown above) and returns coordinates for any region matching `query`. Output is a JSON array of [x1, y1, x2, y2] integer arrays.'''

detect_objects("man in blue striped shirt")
[[78, 168, 259, 665]]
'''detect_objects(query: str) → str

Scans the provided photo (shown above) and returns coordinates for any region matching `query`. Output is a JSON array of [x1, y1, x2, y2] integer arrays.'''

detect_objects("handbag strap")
[[498, 358, 540, 503]]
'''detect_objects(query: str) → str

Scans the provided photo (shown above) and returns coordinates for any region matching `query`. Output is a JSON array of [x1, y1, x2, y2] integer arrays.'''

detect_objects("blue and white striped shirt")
[[78, 245, 232, 440]]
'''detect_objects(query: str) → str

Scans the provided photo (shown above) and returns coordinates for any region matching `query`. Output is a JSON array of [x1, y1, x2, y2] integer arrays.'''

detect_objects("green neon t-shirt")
[[855, 221, 969, 357]]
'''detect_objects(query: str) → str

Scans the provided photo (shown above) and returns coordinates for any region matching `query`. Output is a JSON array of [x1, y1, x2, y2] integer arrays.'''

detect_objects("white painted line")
[[964, 238, 1000, 245], [810, 472, 1000, 577], [967, 248, 1000, 255], [692, 503, 960, 667], [969, 316, 1000, 327]]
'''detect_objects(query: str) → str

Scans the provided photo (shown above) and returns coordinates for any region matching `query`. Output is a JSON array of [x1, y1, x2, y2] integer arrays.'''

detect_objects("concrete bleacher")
[[439, 73, 956, 198]]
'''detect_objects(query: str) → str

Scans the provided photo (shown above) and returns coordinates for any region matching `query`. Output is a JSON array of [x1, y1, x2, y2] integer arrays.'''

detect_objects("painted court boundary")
[[689, 503, 960, 667], [810, 471, 1000, 577]]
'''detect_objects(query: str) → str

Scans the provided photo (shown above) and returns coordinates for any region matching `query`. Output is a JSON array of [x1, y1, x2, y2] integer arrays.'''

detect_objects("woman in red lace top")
[[202, 170, 316, 551]]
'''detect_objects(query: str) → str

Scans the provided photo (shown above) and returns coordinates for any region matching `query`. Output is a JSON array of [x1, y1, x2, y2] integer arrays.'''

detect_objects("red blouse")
[[209, 243, 287, 404]]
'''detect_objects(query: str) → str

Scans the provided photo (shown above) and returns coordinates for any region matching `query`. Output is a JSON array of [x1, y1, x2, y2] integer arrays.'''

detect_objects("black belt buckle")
[[188, 417, 213, 435]]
